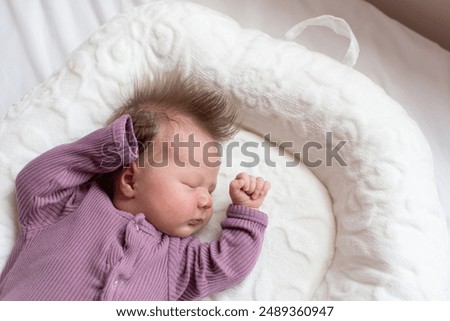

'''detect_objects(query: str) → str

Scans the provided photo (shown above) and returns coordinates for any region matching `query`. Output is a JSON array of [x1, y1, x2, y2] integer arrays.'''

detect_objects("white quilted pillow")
[[0, 0, 448, 300]]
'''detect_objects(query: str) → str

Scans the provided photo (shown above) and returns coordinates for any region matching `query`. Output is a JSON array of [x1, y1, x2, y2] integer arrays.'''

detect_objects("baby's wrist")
[[232, 201, 260, 210], [226, 204, 268, 227]]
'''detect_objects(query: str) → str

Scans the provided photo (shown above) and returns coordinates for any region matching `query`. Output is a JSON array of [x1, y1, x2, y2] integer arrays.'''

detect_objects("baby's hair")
[[107, 69, 239, 153]]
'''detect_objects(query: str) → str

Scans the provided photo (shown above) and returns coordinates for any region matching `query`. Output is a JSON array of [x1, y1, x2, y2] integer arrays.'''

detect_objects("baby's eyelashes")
[[183, 181, 216, 195]]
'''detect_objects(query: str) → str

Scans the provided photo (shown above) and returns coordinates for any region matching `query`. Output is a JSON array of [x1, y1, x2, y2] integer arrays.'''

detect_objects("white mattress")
[[0, 0, 449, 299]]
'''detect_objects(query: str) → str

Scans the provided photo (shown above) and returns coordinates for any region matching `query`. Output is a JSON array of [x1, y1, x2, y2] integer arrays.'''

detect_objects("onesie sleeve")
[[15, 115, 138, 230], [169, 204, 268, 300]]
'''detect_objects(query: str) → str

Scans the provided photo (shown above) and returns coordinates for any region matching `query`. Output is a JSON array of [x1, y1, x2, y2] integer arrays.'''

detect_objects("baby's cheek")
[[173, 192, 197, 213]]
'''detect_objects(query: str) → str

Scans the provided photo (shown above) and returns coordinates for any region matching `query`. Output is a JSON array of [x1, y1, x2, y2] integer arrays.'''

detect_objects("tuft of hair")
[[107, 70, 239, 153]]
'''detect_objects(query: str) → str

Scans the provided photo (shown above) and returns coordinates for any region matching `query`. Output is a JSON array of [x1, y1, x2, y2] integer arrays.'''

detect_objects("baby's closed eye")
[[182, 181, 215, 195], [182, 180, 201, 189], [182, 182, 198, 191]]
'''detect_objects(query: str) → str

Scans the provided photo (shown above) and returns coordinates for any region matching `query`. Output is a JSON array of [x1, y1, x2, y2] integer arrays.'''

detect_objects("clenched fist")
[[229, 172, 271, 209]]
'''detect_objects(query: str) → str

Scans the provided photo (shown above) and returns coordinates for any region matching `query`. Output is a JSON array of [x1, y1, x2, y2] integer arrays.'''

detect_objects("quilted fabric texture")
[[0, 0, 448, 299]]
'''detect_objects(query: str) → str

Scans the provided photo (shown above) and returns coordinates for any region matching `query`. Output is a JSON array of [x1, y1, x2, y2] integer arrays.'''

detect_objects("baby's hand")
[[229, 172, 271, 209]]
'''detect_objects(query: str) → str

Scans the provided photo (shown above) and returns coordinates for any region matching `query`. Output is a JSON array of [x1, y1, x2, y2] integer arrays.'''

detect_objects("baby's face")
[[132, 119, 220, 237]]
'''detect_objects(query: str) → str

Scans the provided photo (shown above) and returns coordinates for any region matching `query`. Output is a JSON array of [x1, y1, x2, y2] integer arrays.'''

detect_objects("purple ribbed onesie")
[[0, 115, 268, 300]]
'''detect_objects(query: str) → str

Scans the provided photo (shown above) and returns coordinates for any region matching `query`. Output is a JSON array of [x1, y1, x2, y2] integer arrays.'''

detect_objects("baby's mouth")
[[188, 219, 203, 227]]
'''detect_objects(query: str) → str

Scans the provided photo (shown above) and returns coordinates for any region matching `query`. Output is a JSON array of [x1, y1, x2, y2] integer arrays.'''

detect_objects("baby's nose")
[[199, 193, 212, 209]]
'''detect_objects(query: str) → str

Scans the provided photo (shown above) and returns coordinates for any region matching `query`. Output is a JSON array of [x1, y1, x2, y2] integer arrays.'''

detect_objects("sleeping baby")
[[0, 72, 270, 300]]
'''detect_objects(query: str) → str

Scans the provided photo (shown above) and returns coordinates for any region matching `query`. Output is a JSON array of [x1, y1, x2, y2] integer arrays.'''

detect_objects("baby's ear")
[[117, 161, 139, 198]]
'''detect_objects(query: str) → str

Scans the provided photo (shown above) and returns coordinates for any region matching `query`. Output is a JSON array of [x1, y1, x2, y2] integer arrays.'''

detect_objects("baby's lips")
[[188, 219, 203, 227]]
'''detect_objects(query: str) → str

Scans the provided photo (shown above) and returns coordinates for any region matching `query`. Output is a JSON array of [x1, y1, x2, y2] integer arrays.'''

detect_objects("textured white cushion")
[[0, 0, 448, 299]]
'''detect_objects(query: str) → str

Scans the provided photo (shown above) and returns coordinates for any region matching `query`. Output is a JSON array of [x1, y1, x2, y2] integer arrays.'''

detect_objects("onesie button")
[[113, 280, 119, 285], [135, 223, 140, 232]]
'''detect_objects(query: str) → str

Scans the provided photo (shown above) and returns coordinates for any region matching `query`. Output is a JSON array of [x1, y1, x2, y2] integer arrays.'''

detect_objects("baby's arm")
[[16, 115, 138, 229], [171, 174, 271, 300]]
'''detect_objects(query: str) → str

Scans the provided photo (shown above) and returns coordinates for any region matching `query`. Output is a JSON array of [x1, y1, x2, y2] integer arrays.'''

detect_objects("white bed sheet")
[[0, 0, 449, 296]]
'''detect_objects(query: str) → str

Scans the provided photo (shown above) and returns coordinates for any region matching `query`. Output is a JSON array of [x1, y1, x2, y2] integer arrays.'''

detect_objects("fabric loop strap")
[[284, 15, 360, 67]]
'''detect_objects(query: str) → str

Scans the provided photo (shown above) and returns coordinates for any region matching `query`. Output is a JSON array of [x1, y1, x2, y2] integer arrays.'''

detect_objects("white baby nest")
[[0, 0, 448, 300]]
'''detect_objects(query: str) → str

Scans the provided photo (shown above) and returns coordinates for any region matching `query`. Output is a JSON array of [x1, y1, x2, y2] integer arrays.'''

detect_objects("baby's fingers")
[[251, 177, 266, 199], [235, 172, 250, 192], [262, 181, 271, 196], [230, 178, 245, 192], [247, 176, 257, 194]]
